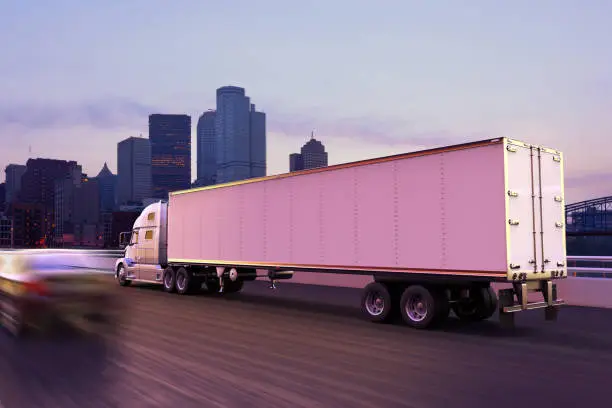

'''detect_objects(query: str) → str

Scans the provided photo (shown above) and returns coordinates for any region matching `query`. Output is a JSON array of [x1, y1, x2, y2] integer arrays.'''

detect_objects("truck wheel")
[[360, 282, 394, 323], [175, 267, 194, 295], [452, 286, 498, 322], [163, 267, 176, 293], [117, 265, 131, 287], [399, 285, 440, 329], [433, 289, 451, 323]]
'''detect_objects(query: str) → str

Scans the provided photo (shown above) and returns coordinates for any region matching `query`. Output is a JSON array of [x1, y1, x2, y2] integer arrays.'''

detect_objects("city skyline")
[[1, 1, 611, 203]]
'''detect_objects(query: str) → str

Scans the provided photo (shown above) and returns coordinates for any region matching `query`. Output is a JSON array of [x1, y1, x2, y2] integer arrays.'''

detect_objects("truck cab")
[[115, 201, 168, 286]]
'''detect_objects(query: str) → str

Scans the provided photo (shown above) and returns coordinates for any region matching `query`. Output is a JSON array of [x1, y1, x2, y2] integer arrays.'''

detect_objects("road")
[[0, 280, 611, 408]]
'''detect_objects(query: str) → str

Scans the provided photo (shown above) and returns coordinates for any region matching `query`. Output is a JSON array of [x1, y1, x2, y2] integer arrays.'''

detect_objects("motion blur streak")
[[0, 278, 610, 407]]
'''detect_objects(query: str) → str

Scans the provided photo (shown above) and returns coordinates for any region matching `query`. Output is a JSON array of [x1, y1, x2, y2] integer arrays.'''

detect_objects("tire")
[[452, 286, 498, 322], [360, 282, 394, 323], [175, 267, 193, 295], [117, 264, 131, 287], [223, 279, 244, 294], [433, 288, 451, 323], [163, 267, 176, 293], [399, 285, 441, 329]]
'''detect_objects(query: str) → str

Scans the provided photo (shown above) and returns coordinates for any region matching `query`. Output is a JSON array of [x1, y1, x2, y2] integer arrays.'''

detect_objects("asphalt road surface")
[[1, 280, 611, 408]]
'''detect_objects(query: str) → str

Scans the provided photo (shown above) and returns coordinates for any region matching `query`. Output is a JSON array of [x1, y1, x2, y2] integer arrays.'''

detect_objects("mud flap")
[[498, 288, 515, 329], [543, 282, 559, 322]]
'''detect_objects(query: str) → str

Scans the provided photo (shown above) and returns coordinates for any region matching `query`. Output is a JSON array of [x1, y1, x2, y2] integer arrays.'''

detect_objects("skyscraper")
[[4, 164, 26, 204], [196, 110, 217, 187], [19, 158, 81, 246], [215, 86, 266, 184], [96, 163, 117, 212], [149, 114, 192, 198], [117, 136, 152, 205], [250, 104, 266, 178], [289, 133, 329, 172]]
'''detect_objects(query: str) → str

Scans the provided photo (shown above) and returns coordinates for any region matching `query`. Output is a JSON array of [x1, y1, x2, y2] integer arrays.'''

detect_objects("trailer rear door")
[[504, 139, 566, 281]]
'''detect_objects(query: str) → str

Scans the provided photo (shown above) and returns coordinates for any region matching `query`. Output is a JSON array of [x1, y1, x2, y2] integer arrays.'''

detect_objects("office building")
[[96, 162, 117, 212], [0, 183, 4, 213], [4, 164, 26, 204], [149, 114, 191, 198], [19, 158, 81, 245], [0, 216, 12, 248], [215, 86, 266, 183], [9, 202, 45, 248], [196, 110, 217, 186], [117, 136, 152, 205], [250, 104, 266, 178], [289, 133, 328, 172]]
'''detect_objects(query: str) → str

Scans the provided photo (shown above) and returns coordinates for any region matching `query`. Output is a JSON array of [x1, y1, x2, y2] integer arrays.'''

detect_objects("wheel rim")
[[365, 292, 385, 316], [406, 295, 428, 322], [164, 273, 172, 288], [176, 273, 186, 291], [118, 267, 126, 282]]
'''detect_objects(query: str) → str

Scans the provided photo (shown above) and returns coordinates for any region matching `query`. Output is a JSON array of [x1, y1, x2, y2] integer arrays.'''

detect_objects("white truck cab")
[[115, 201, 168, 286]]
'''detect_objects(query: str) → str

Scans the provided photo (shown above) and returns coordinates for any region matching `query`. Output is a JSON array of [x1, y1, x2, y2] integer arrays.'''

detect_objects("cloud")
[[566, 172, 612, 189], [268, 111, 490, 148], [0, 97, 158, 130], [0, 97, 488, 149]]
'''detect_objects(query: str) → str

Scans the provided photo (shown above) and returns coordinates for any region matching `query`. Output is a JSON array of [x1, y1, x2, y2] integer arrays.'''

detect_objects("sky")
[[0, 0, 611, 203]]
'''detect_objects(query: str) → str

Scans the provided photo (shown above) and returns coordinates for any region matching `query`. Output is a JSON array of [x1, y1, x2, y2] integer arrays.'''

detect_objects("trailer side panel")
[[168, 141, 508, 276]]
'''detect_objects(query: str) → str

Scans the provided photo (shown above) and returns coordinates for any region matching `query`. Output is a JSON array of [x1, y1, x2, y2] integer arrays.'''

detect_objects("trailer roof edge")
[[171, 137, 510, 196]]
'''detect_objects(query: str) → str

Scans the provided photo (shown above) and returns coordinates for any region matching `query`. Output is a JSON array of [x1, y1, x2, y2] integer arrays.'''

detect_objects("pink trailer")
[[115, 137, 567, 329]]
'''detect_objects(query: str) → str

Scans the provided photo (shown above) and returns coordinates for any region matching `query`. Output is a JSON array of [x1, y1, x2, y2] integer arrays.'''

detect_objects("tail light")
[[24, 280, 48, 297]]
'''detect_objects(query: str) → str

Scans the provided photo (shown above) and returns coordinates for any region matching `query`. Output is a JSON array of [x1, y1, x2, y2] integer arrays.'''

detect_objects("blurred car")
[[0, 250, 119, 338]]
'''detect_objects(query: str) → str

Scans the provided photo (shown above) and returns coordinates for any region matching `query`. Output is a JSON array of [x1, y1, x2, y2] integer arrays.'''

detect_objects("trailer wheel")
[[163, 267, 176, 293], [433, 289, 451, 323], [175, 267, 194, 295], [399, 285, 440, 329], [452, 286, 498, 322], [361, 282, 394, 323]]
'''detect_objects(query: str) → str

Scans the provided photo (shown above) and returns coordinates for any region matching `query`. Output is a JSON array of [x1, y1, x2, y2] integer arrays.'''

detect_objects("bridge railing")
[[4, 249, 612, 279], [566, 256, 612, 278], [77, 251, 612, 279]]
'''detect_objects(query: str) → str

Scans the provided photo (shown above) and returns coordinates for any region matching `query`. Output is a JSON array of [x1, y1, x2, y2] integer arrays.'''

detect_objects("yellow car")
[[0, 250, 118, 338]]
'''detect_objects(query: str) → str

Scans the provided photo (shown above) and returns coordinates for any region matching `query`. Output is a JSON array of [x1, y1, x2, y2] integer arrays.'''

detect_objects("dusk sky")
[[1, 0, 610, 203]]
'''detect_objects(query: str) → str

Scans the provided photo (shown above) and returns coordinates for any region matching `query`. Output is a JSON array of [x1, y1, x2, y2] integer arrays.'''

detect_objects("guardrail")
[[4, 249, 612, 279], [71, 251, 612, 279], [567, 256, 612, 278]]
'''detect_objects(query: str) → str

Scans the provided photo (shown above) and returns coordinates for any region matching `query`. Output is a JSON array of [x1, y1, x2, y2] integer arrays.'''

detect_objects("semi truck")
[[114, 137, 567, 329]]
